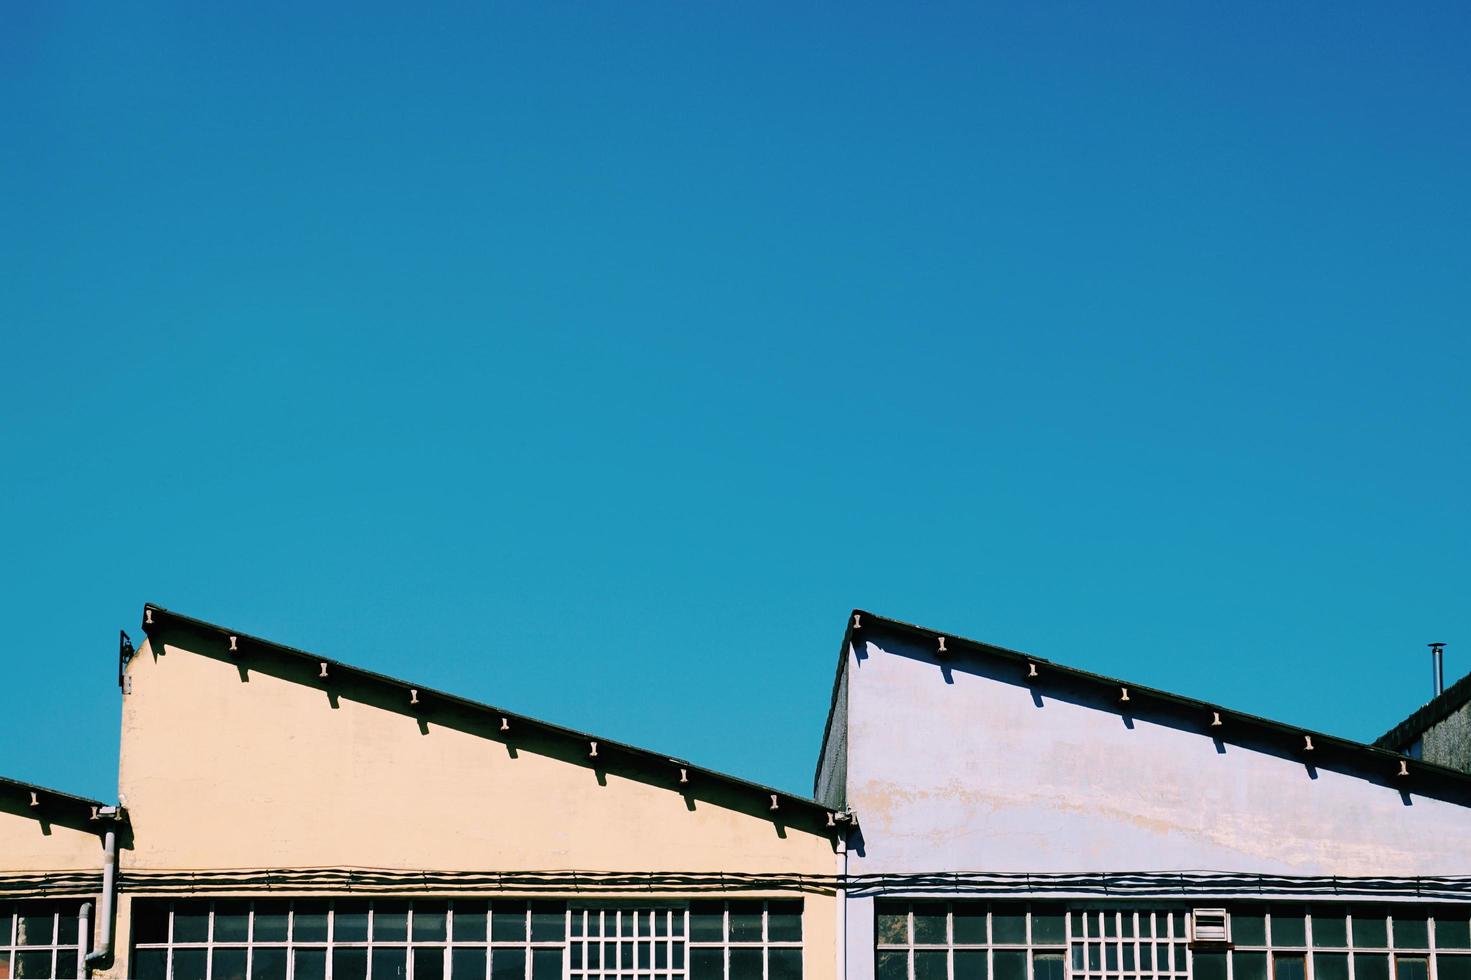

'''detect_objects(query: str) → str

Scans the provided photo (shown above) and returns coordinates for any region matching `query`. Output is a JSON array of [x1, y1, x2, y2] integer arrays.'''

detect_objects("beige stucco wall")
[[110, 636, 837, 980], [0, 806, 102, 872]]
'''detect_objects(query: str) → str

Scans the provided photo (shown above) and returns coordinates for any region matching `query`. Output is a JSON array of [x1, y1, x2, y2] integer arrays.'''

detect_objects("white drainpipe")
[[84, 808, 121, 973]]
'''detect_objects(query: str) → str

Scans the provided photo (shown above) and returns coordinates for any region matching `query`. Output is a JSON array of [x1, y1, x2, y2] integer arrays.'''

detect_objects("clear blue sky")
[[4, 3, 1468, 803]]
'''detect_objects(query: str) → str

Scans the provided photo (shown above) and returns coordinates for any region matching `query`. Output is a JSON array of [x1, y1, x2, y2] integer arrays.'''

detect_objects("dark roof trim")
[[0, 775, 115, 829], [139, 605, 839, 837], [812, 612, 858, 797], [1375, 669, 1471, 752], [820, 610, 1471, 801]]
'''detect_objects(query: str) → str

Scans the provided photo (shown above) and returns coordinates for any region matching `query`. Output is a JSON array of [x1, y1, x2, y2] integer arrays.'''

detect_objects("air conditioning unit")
[[1190, 909, 1230, 945]]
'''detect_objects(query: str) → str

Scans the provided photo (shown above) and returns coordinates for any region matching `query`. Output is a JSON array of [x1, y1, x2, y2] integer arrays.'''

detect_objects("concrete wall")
[[842, 630, 1471, 876]]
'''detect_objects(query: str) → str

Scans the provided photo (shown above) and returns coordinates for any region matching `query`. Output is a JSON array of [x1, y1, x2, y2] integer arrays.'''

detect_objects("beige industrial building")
[[2, 605, 844, 979]]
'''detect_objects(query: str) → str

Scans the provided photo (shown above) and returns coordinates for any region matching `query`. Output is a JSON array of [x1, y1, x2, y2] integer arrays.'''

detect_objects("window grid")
[[1230, 906, 1471, 980], [687, 901, 804, 980], [874, 904, 1471, 980], [568, 908, 687, 980], [1, 900, 83, 980], [130, 899, 802, 980], [130, 899, 566, 980]]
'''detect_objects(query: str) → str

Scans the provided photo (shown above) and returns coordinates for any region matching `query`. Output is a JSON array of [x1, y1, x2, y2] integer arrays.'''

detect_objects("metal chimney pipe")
[[1430, 642, 1446, 697]]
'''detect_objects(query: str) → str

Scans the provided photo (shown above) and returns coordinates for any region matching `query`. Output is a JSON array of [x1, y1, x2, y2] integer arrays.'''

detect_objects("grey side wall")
[[815, 660, 849, 811], [1420, 701, 1471, 773]]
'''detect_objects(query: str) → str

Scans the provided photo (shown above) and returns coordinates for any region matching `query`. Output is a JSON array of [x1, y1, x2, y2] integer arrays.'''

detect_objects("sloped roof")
[[139, 604, 841, 838], [815, 609, 1471, 804], [0, 775, 113, 829], [1375, 668, 1471, 752]]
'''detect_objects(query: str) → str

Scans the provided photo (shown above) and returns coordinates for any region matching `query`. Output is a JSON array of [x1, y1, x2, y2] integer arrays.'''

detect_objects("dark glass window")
[[1397, 956, 1430, 980], [1395, 916, 1430, 951], [1314, 911, 1349, 949], [1274, 953, 1306, 980], [1316, 952, 1350, 980]]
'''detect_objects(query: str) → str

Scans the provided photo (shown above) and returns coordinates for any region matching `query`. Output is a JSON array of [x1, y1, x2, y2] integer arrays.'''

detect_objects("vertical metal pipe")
[[1431, 642, 1446, 697], [78, 902, 91, 977], [84, 821, 117, 971]]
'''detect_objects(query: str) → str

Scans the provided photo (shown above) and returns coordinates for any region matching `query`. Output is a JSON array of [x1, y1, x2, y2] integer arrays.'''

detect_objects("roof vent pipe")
[[1430, 643, 1446, 697]]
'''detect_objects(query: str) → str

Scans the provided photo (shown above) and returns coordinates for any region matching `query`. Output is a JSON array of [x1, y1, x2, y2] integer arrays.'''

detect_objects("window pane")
[[1439, 918, 1471, 950], [994, 950, 1027, 980], [877, 908, 910, 946], [1234, 910, 1267, 947], [133, 947, 168, 977], [1234, 951, 1268, 980], [533, 949, 564, 980], [691, 948, 724, 980], [1273, 955, 1305, 980], [55, 908, 77, 947], [1316, 953, 1349, 980], [454, 900, 488, 943], [132, 904, 170, 945], [1314, 912, 1348, 949], [954, 951, 987, 980], [376, 902, 410, 942], [877, 951, 909, 980], [415, 902, 449, 942], [213, 901, 250, 943], [1195, 953, 1226, 980], [914, 950, 946, 980], [294, 902, 329, 943], [1396, 957, 1428, 980], [14, 950, 53, 978], [1035, 952, 1065, 980], [492, 903, 527, 943], [173, 948, 208, 980], [1274, 914, 1307, 948], [913, 905, 947, 946], [173, 906, 209, 943], [252, 946, 289, 980], [212, 947, 248, 980], [1395, 917, 1430, 950], [254, 903, 289, 943], [532, 903, 566, 942], [415, 947, 445, 980], [770, 948, 802, 980], [1440, 956, 1471, 980], [373, 947, 409, 980], [453, 948, 488, 980], [1356, 955, 1390, 980], [335, 901, 370, 942], [16, 906, 52, 947], [731, 948, 763, 980], [493, 947, 526, 980], [333, 947, 369, 980], [993, 912, 1026, 946], [953, 907, 986, 945], [1032, 909, 1065, 945], [293, 948, 327, 980], [731, 903, 764, 943], [769, 902, 802, 942], [1356, 914, 1390, 949], [691, 904, 725, 943]]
